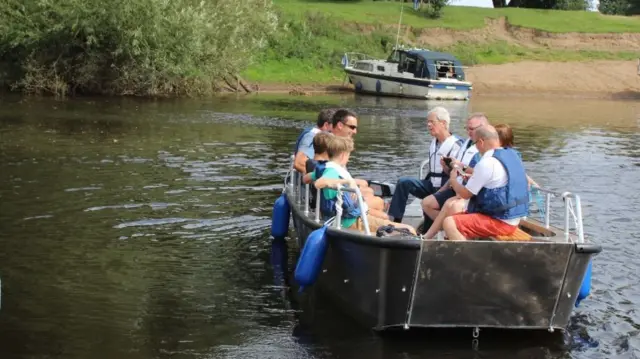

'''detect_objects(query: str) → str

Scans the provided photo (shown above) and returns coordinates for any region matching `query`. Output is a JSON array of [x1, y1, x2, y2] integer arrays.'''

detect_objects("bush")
[[0, 0, 278, 96], [415, 0, 450, 19]]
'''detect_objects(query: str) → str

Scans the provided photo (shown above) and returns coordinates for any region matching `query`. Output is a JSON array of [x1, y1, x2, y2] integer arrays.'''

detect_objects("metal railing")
[[291, 165, 371, 236], [342, 52, 377, 68], [418, 159, 430, 180], [529, 187, 585, 244]]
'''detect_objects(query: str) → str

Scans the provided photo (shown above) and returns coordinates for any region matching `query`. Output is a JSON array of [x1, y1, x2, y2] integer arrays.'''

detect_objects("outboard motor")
[[270, 193, 290, 240], [575, 260, 593, 307], [295, 225, 328, 292]]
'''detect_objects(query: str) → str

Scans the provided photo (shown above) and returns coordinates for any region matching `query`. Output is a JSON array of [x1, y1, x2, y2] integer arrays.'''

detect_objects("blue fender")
[[270, 193, 290, 240], [575, 260, 593, 307], [294, 226, 329, 292]]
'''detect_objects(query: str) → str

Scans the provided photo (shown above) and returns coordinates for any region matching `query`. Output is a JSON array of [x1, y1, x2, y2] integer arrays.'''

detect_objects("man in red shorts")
[[442, 125, 529, 241]]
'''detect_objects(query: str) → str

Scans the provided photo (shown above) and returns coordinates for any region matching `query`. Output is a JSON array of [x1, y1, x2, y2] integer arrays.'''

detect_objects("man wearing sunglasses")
[[331, 109, 358, 138]]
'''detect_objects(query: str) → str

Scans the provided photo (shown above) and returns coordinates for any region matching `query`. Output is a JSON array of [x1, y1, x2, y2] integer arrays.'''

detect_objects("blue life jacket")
[[467, 148, 529, 220], [293, 127, 315, 155], [308, 160, 328, 208], [318, 164, 361, 220], [313, 160, 328, 179]]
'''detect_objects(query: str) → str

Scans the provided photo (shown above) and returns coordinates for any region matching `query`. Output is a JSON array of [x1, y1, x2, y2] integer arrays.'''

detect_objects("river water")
[[0, 93, 638, 359]]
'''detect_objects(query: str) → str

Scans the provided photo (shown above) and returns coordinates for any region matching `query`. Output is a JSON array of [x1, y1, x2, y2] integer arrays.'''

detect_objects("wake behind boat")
[[342, 46, 473, 101], [271, 157, 601, 334]]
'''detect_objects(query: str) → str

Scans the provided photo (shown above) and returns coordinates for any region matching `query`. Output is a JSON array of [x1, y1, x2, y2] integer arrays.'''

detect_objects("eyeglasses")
[[465, 124, 483, 131]]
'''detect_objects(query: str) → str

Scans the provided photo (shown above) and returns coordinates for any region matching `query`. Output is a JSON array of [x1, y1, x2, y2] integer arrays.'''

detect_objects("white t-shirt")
[[464, 149, 522, 225]]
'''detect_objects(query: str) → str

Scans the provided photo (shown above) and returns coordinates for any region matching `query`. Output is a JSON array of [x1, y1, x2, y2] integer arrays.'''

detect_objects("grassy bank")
[[275, 0, 640, 33], [244, 0, 640, 85]]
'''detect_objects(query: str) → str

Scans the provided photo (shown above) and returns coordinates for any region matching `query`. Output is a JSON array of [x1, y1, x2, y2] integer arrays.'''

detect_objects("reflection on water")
[[0, 93, 638, 359]]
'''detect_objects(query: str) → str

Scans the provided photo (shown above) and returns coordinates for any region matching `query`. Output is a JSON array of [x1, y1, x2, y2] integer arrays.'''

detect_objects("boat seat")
[[491, 227, 533, 242]]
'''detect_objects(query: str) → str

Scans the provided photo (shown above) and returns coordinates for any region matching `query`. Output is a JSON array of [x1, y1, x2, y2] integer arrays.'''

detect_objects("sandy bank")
[[252, 60, 640, 99]]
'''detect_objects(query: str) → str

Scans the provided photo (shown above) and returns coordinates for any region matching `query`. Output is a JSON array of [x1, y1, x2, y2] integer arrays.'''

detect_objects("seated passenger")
[[388, 106, 461, 223], [421, 113, 487, 232], [442, 125, 529, 241], [304, 133, 385, 214], [293, 108, 336, 174], [422, 122, 539, 238], [328, 109, 383, 209], [309, 136, 417, 235], [304, 131, 333, 209]]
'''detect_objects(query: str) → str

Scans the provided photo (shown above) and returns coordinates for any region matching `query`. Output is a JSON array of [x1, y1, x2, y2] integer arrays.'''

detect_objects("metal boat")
[[274, 158, 602, 333]]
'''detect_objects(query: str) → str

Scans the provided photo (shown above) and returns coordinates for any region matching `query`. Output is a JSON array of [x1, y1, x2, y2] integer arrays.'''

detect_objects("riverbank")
[[242, 1, 640, 97], [248, 60, 640, 100]]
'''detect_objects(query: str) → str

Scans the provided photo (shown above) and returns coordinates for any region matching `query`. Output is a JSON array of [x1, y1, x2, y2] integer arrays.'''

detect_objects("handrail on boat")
[[285, 154, 295, 192], [529, 187, 585, 244], [342, 52, 378, 67], [291, 165, 371, 235], [418, 159, 430, 180], [332, 184, 372, 236]]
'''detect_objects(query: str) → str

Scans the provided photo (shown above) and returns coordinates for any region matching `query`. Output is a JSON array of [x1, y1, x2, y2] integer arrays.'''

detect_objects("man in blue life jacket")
[[293, 108, 336, 174], [443, 125, 529, 240], [387, 106, 462, 223], [420, 113, 488, 232]]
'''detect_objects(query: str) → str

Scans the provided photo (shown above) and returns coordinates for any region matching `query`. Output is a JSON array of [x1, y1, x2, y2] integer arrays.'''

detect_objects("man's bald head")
[[475, 125, 501, 154], [475, 125, 499, 141]]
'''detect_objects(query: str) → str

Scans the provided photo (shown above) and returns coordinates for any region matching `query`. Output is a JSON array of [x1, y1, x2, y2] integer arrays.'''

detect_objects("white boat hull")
[[346, 71, 471, 101]]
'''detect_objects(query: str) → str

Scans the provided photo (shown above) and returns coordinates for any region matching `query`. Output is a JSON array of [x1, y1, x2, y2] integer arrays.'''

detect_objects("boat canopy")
[[394, 49, 466, 81]]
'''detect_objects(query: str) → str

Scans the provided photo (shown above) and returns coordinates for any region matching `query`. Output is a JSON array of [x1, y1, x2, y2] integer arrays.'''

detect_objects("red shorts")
[[451, 212, 517, 239]]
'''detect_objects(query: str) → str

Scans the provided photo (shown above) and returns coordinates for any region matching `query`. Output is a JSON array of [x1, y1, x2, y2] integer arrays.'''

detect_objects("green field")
[[275, 0, 640, 33], [244, 0, 640, 85]]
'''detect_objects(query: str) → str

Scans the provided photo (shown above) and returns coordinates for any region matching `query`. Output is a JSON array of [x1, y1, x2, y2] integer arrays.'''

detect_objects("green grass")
[[243, 1, 640, 85], [447, 41, 640, 64], [274, 0, 640, 33]]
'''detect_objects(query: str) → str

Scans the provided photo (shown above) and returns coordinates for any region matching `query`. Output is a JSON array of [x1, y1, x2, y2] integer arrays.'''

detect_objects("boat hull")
[[286, 188, 601, 332], [346, 70, 471, 101]]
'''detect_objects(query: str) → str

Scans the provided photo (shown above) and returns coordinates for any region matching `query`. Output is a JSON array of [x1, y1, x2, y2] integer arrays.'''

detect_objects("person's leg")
[[443, 216, 466, 241], [423, 197, 463, 239], [388, 177, 434, 223], [445, 213, 518, 241], [360, 186, 375, 197], [366, 214, 417, 236], [423, 188, 456, 220], [355, 179, 369, 188], [365, 196, 385, 212], [368, 208, 390, 220]]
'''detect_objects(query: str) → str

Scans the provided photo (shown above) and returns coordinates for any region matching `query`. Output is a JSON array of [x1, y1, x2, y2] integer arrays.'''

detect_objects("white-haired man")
[[388, 106, 462, 223]]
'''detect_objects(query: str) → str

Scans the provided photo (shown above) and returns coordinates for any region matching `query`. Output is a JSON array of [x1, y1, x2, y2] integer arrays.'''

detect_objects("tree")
[[598, 0, 640, 14]]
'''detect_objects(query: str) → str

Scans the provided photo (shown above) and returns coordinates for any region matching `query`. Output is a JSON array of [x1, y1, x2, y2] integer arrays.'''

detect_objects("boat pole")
[[394, 2, 404, 49]]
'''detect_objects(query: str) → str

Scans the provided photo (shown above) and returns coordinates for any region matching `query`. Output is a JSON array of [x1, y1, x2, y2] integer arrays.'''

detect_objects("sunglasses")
[[343, 123, 357, 130]]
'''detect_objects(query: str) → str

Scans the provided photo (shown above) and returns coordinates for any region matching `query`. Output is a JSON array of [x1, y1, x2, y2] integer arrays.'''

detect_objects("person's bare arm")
[[449, 167, 474, 199], [315, 177, 356, 190], [294, 151, 308, 173], [303, 173, 314, 184]]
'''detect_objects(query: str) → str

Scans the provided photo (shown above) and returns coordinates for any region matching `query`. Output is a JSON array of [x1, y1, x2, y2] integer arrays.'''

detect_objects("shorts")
[[451, 212, 518, 240], [433, 188, 456, 209]]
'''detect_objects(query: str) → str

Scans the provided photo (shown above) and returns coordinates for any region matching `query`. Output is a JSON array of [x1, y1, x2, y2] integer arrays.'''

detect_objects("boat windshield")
[[387, 50, 401, 63]]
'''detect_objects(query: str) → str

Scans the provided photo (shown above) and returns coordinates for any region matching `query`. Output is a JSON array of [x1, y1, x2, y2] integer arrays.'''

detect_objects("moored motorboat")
[[342, 46, 472, 101], [271, 157, 601, 333]]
